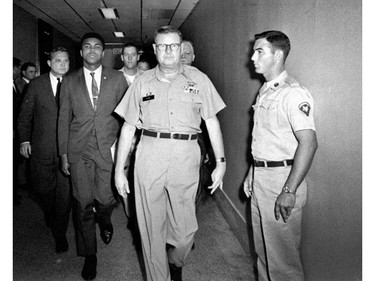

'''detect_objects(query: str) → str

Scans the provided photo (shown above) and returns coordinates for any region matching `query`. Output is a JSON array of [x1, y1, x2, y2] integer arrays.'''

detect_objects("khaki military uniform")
[[251, 71, 315, 281], [115, 64, 225, 281]]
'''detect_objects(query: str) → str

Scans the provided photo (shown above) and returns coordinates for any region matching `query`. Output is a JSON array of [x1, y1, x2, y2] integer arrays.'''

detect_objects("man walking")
[[18, 46, 72, 253], [58, 33, 128, 280], [114, 25, 226, 281]]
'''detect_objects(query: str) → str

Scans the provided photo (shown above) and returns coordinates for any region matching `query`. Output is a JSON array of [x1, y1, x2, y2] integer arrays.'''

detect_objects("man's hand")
[[20, 143, 31, 158], [60, 154, 70, 176], [243, 166, 253, 198], [274, 191, 296, 223], [207, 162, 226, 194], [115, 169, 130, 198]]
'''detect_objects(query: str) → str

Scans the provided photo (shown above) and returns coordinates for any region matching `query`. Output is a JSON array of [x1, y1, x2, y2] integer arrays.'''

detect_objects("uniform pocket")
[[177, 93, 203, 125], [258, 99, 279, 129]]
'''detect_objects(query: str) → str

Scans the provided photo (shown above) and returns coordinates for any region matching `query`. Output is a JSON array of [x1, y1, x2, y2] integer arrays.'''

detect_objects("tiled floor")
[[13, 187, 255, 281]]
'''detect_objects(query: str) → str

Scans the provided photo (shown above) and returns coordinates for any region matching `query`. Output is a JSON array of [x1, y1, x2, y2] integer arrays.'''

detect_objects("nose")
[[165, 45, 173, 53], [251, 53, 256, 61]]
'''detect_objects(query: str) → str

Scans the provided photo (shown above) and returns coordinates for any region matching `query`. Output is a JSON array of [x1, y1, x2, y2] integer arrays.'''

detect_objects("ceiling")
[[14, 0, 199, 47]]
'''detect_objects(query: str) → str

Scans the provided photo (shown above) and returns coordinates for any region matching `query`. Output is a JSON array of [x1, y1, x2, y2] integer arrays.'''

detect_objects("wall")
[[13, 4, 80, 73], [181, 0, 361, 280], [13, 4, 38, 68]]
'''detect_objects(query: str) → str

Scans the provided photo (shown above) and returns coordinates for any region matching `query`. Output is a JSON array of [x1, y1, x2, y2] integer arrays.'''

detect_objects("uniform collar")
[[266, 70, 288, 90]]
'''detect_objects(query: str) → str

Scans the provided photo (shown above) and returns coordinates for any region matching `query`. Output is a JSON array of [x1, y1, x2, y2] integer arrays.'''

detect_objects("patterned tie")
[[90, 72, 99, 111], [55, 78, 61, 105]]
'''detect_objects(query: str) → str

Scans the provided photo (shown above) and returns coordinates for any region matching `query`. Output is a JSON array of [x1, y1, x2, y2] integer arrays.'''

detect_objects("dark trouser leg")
[[70, 135, 115, 256], [51, 156, 72, 240], [30, 157, 58, 227]]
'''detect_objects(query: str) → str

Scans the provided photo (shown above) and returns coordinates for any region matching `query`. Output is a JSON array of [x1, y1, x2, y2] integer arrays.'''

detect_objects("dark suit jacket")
[[17, 73, 59, 160], [58, 66, 128, 163], [15, 78, 27, 95]]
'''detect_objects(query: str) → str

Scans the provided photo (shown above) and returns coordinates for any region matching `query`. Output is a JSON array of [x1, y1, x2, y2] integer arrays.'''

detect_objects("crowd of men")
[[14, 26, 316, 281]]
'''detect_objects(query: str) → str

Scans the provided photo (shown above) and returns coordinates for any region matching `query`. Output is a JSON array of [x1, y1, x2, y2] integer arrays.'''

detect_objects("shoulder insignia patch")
[[299, 102, 311, 116]]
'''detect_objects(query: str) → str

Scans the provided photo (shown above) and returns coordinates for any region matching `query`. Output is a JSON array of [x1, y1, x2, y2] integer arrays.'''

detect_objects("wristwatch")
[[282, 186, 295, 194]]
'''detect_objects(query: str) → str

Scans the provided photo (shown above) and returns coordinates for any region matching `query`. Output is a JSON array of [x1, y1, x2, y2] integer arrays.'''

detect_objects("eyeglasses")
[[155, 43, 181, 52]]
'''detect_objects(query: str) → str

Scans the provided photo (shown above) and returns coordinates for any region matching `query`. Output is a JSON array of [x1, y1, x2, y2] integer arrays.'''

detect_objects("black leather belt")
[[254, 159, 293, 168], [142, 129, 198, 140]]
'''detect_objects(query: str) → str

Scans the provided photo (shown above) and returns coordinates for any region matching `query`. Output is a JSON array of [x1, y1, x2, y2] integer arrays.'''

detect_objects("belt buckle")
[[171, 133, 180, 139]]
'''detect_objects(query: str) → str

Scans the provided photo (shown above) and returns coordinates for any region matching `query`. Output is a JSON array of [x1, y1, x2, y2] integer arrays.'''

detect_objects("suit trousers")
[[251, 166, 307, 281], [70, 134, 116, 256], [30, 155, 71, 240], [134, 135, 200, 281]]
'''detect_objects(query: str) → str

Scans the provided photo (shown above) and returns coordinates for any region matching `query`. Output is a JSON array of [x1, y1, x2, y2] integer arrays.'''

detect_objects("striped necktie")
[[90, 72, 99, 111]]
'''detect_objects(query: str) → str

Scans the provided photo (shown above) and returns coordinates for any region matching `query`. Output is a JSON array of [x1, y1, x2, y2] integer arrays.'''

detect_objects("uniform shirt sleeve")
[[283, 87, 316, 132], [200, 73, 226, 120], [114, 80, 141, 126]]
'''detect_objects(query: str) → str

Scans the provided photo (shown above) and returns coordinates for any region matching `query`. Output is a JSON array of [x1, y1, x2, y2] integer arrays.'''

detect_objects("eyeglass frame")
[[155, 43, 182, 52]]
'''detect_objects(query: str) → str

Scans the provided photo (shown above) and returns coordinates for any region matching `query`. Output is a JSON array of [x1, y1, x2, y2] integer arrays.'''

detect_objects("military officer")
[[114, 25, 226, 281]]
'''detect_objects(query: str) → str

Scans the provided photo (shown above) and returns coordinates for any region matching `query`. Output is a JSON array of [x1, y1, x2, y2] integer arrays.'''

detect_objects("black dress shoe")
[[100, 223, 113, 245], [81, 255, 97, 280], [55, 237, 68, 253], [169, 263, 182, 281]]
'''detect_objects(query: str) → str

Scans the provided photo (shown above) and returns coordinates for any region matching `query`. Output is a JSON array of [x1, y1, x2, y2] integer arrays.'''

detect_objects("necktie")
[[90, 72, 99, 111], [55, 78, 61, 105]]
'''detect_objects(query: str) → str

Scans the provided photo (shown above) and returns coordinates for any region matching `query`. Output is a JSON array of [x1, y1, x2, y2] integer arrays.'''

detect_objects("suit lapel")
[[43, 74, 58, 111], [78, 69, 95, 111], [98, 67, 109, 110]]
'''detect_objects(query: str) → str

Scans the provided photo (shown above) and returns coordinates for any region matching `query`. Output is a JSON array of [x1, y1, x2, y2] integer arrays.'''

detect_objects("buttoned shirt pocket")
[[257, 99, 280, 130], [177, 93, 203, 127]]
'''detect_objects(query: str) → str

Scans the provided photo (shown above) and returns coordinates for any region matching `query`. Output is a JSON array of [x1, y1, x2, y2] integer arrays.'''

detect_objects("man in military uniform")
[[243, 30, 318, 281], [114, 25, 226, 281]]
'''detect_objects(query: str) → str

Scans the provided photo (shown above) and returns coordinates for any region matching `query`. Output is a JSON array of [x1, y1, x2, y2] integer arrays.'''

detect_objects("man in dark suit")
[[58, 32, 128, 280], [15, 62, 37, 95], [17, 46, 72, 253]]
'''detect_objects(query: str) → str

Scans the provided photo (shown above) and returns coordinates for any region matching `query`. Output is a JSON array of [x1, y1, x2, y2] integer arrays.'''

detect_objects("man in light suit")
[[58, 32, 128, 281], [17, 46, 72, 253]]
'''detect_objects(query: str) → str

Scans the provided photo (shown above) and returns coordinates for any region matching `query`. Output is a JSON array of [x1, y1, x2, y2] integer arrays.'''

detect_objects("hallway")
[[13, 187, 255, 281]]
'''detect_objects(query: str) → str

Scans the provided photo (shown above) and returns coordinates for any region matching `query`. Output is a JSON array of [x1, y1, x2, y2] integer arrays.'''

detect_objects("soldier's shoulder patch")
[[299, 102, 311, 116]]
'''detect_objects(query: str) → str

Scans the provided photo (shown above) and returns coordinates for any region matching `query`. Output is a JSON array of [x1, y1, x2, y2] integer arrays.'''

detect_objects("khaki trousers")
[[251, 166, 307, 281], [134, 135, 200, 281]]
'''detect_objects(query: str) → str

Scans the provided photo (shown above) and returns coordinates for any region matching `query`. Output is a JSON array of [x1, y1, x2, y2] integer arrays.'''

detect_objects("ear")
[[137, 54, 140, 61], [101, 50, 105, 58], [152, 44, 157, 55], [80, 50, 83, 58], [275, 49, 284, 62], [192, 54, 195, 62], [47, 60, 51, 68]]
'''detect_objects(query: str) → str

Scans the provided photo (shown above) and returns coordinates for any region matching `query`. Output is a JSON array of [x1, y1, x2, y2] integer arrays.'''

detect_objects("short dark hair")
[[80, 32, 105, 50], [254, 30, 291, 61], [122, 42, 139, 54], [49, 46, 69, 60], [21, 62, 36, 72], [13, 57, 21, 68], [154, 25, 183, 43]]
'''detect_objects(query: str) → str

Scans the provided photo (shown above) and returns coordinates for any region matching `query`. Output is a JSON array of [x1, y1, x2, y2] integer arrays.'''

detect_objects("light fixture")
[[99, 8, 119, 19], [113, 32, 125, 38]]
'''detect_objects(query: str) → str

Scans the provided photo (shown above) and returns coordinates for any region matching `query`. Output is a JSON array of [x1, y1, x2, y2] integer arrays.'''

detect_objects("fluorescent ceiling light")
[[113, 32, 125, 38], [99, 8, 119, 19]]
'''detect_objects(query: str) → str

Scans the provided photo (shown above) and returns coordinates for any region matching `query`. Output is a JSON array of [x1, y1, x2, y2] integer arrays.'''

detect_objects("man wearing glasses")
[[114, 25, 226, 281]]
